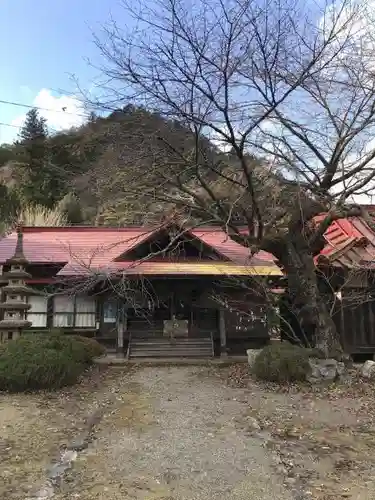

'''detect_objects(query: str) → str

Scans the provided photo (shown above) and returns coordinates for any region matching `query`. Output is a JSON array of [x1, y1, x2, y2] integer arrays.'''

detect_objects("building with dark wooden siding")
[[301, 215, 375, 354], [2, 215, 375, 357], [0, 224, 282, 358]]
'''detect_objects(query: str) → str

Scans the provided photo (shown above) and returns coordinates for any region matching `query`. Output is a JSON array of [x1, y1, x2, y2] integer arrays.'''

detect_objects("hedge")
[[0, 332, 105, 392], [252, 342, 322, 382]]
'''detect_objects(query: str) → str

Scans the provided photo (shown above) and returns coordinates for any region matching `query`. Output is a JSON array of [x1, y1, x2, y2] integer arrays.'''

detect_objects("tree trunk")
[[275, 236, 343, 358]]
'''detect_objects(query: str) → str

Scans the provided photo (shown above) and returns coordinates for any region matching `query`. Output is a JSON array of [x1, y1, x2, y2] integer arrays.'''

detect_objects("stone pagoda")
[[0, 225, 32, 342], [0, 264, 7, 298]]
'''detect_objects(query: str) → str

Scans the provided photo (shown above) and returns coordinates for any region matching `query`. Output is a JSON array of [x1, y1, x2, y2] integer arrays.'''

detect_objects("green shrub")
[[14, 332, 105, 364], [12, 334, 89, 364], [70, 335, 106, 359], [0, 341, 83, 392], [0, 332, 105, 392], [253, 342, 317, 383]]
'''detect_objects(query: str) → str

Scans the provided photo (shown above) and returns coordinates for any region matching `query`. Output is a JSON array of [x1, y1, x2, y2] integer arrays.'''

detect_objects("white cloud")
[[11, 89, 88, 133]]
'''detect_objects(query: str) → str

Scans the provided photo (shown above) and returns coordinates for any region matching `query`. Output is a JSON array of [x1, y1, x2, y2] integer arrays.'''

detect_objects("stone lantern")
[[0, 225, 32, 343]]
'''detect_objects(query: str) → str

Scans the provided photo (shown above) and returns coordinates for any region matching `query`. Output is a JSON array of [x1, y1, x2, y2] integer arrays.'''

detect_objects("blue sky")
[[0, 0, 132, 143]]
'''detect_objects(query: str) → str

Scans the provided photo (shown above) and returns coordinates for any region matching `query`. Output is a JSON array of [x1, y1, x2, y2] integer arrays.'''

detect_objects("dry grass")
[[0, 392, 78, 499], [0, 398, 51, 499], [3, 363, 375, 500], [217, 364, 375, 499], [0, 367, 128, 500], [54, 377, 156, 500], [1, 203, 68, 236], [17, 204, 68, 226]]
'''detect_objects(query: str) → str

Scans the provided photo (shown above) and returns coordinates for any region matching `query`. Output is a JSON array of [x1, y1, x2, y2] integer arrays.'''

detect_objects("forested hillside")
[[0, 105, 215, 228], [0, 105, 312, 235]]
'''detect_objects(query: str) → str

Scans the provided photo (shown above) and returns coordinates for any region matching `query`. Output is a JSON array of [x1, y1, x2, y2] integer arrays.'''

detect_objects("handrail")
[[126, 331, 132, 359]]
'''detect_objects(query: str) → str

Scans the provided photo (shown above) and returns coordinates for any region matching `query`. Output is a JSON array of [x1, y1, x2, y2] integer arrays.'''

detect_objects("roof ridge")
[[21, 226, 152, 232], [20, 225, 245, 233]]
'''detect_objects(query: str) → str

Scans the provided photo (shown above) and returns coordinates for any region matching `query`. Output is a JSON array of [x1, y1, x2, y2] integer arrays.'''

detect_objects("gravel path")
[[63, 366, 291, 500]]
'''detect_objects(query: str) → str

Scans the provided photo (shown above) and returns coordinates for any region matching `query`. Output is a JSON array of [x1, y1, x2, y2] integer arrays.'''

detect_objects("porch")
[[0, 223, 279, 355], [24, 277, 272, 358]]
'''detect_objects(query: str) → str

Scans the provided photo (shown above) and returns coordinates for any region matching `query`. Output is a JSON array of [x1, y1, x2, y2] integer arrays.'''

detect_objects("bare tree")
[[211, 261, 375, 353], [90, 0, 375, 356]]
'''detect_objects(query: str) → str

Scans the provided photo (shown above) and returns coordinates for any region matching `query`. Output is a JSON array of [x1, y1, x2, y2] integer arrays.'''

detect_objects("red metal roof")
[[315, 215, 375, 268], [0, 227, 150, 266], [1, 217, 373, 276], [191, 229, 275, 264], [0, 226, 279, 277]]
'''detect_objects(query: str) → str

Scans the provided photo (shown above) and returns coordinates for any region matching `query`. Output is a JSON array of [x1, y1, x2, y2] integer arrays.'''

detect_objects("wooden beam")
[[219, 309, 227, 357]]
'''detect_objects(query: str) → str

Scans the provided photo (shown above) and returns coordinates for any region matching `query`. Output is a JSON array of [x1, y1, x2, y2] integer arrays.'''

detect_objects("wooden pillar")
[[116, 303, 127, 355], [116, 321, 124, 352], [94, 295, 103, 338], [170, 293, 175, 319], [219, 308, 227, 357], [124, 310, 128, 336], [46, 295, 53, 329], [117, 321, 124, 353]]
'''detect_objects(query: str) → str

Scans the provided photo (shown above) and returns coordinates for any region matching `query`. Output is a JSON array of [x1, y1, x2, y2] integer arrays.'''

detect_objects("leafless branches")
[[85, 0, 375, 354], [92, 0, 375, 246]]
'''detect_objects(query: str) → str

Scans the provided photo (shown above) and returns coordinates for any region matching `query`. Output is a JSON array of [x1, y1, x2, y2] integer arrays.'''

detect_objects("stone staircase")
[[127, 336, 214, 359]]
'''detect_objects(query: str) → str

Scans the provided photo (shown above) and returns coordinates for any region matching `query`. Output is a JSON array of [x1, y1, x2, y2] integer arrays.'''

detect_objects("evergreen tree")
[[17, 108, 63, 208], [19, 108, 47, 144]]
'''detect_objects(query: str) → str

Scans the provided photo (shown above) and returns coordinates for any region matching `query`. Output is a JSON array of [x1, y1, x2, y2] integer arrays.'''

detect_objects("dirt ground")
[[0, 366, 121, 500], [1, 364, 375, 500]]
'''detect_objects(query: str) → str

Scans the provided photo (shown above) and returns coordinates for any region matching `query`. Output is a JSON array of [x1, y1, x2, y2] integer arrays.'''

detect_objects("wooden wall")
[[94, 278, 272, 353], [280, 287, 375, 355], [12, 275, 274, 353], [332, 290, 375, 354]]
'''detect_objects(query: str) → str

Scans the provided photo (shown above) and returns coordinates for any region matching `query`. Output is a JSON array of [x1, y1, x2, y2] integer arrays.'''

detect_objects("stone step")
[[131, 340, 212, 346], [128, 336, 213, 358], [130, 351, 213, 358]]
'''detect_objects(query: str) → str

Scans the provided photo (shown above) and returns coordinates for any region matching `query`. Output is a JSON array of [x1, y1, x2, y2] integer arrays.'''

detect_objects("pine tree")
[[19, 108, 47, 143], [17, 109, 62, 208]]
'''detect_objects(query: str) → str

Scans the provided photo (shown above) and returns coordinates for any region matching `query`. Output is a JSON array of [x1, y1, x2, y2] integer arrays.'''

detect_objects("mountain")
[[0, 105, 319, 233], [0, 106, 207, 224]]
